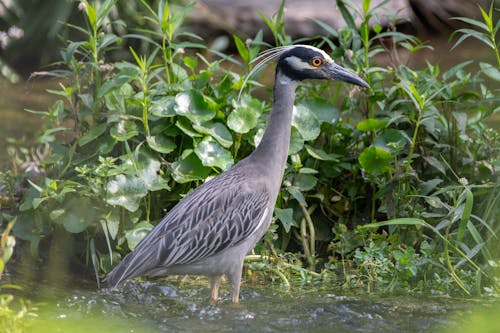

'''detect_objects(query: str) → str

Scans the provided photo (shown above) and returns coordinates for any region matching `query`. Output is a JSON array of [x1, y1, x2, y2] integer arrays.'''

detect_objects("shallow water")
[[18, 278, 491, 333]]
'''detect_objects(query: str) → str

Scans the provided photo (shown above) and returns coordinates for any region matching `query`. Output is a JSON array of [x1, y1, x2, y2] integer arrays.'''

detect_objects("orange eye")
[[311, 57, 323, 67]]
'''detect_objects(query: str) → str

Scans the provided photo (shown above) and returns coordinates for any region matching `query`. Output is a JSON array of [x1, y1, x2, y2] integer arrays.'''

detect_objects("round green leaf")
[[373, 129, 409, 152], [175, 91, 215, 124], [294, 174, 318, 191], [59, 197, 97, 233], [106, 174, 148, 212], [151, 96, 176, 118], [147, 134, 177, 154], [292, 105, 320, 141], [136, 151, 170, 191], [195, 136, 233, 171], [358, 146, 392, 175], [227, 104, 260, 134]]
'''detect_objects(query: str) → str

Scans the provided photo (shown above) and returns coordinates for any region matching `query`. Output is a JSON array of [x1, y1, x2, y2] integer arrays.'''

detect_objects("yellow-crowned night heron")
[[106, 45, 368, 303]]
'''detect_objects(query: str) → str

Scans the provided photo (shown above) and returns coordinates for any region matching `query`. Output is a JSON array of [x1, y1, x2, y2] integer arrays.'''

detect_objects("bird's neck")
[[251, 71, 298, 185]]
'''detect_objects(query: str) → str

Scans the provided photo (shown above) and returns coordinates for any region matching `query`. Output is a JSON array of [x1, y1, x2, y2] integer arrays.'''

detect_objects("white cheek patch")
[[285, 55, 316, 70]]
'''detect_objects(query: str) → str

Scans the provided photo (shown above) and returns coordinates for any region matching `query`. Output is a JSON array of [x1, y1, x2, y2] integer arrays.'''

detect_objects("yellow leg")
[[210, 275, 222, 303]]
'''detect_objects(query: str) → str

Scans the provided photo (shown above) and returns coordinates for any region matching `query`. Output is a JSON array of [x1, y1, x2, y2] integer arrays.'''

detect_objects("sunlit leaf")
[[110, 120, 139, 141], [357, 118, 387, 131], [106, 174, 148, 212], [305, 145, 339, 161], [193, 122, 233, 148], [150, 96, 177, 117], [175, 91, 215, 124], [136, 151, 170, 191], [479, 62, 500, 81], [227, 101, 261, 134], [147, 134, 176, 154], [195, 136, 233, 171]]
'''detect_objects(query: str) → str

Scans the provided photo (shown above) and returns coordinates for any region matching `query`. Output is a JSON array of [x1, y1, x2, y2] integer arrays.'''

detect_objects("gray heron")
[[106, 45, 368, 303]]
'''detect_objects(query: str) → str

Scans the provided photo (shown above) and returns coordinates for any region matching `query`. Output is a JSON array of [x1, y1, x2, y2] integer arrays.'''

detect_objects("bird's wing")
[[106, 173, 270, 286]]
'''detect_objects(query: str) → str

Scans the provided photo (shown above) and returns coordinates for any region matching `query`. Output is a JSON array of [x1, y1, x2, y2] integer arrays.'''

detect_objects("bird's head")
[[276, 45, 368, 88]]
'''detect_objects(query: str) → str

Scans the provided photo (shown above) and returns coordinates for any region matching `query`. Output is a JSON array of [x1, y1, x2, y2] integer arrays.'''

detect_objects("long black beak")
[[327, 63, 369, 88]]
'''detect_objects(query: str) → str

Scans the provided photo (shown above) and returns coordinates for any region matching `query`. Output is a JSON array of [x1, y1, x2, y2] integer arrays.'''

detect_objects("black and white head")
[[243, 45, 369, 89]]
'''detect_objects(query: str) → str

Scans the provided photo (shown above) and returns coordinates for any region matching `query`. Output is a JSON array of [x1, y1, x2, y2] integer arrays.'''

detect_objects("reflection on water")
[[0, 79, 59, 167], [24, 279, 491, 333]]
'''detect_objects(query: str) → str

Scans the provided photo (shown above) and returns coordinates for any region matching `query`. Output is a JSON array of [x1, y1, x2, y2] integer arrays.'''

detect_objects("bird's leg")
[[227, 264, 243, 304], [209, 275, 222, 303]]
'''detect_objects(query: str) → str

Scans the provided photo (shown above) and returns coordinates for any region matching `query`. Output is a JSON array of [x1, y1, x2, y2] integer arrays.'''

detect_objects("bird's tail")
[[106, 251, 144, 287]]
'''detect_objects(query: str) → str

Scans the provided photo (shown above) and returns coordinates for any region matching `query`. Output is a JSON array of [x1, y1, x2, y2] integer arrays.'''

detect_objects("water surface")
[[20, 278, 493, 333]]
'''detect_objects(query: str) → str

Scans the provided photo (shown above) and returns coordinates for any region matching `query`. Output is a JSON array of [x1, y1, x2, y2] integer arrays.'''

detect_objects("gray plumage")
[[106, 45, 368, 303]]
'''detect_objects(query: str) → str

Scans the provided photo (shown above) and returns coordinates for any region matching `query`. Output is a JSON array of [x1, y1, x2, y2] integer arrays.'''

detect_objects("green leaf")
[[56, 196, 97, 234], [233, 35, 249, 64], [176, 117, 202, 138], [336, 0, 357, 30], [360, 217, 427, 229], [292, 105, 320, 141], [195, 136, 233, 171], [457, 187, 473, 241], [479, 62, 500, 81], [286, 186, 307, 207], [125, 221, 153, 250], [105, 208, 121, 240], [358, 146, 392, 175], [373, 129, 409, 152], [171, 150, 211, 183], [79, 123, 107, 146], [147, 134, 177, 154], [110, 120, 139, 141], [294, 174, 317, 191], [357, 118, 387, 131], [227, 100, 261, 134], [150, 96, 177, 117], [106, 174, 148, 212], [274, 208, 295, 232], [193, 122, 233, 148], [304, 99, 339, 124], [305, 145, 339, 161], [423, 156, 446, 175], [175, 91, 215, 124], [288, 127, 304, 155], [136, 150, 170, 191]]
